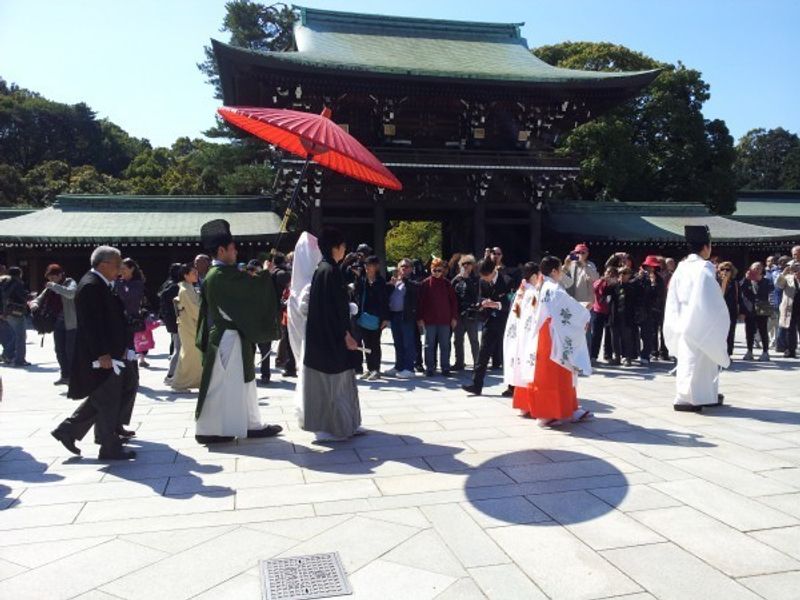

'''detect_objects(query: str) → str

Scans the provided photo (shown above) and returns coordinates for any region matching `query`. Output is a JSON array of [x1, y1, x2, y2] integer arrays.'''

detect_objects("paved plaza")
[[1, 326, 799, 600]]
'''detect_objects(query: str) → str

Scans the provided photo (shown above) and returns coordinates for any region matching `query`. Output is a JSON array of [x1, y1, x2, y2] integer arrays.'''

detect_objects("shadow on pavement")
[[0, 446, 64, 506], [465, 449, 628, 525]]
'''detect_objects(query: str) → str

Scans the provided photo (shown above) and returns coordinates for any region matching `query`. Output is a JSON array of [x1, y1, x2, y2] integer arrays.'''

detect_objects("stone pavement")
[[1, 326, 799, 600]]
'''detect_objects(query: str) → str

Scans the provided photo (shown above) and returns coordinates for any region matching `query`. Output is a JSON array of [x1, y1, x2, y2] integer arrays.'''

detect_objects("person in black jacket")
[[158, 263, 182, 382], [634, 257, 665, 366], [353, 255, 390, 380], [51, 246, 135, 460], [608, 267, 639, 366], [451, 254, 481, 371], [717, 261, 740, 356], [740, 261, 774, 361], [462, 259, 512, 395], [270, 253, 295, 378], [0, 266, 30, 366]]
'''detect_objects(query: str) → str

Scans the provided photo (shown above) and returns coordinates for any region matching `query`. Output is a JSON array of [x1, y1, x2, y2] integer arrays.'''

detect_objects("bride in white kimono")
[[663, 225, 731, 411], [287, 232, 323, 424]]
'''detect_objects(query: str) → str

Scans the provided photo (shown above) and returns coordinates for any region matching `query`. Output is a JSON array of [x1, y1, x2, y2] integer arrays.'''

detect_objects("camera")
[[462, 302, 489, 322]]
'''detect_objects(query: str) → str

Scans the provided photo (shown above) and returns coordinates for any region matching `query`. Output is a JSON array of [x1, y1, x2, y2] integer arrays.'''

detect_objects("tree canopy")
[[385, 221, 442, 267], [734, 127, 800, 190], [534, 42, 738, 214], [0, 78, 273, 206]]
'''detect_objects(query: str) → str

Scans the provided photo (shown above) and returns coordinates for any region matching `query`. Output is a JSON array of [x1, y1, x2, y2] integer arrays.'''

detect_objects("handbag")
[[755, 300, 773, 318], [356, 283, 381, 331]]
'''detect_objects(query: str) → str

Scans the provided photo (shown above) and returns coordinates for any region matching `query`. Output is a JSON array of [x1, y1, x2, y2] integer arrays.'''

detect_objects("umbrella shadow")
[[465, 449, 629, 525]]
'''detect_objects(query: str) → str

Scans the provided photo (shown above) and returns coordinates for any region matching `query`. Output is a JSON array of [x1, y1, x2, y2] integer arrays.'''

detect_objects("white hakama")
[[195, 330, 263, 437]]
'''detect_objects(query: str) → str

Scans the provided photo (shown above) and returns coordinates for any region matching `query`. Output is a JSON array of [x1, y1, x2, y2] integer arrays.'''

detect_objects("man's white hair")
[[90, 245, 121, 268]]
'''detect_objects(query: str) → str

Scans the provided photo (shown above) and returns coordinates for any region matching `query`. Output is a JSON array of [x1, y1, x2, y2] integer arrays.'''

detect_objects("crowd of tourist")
[[1, 243, 799, 395]]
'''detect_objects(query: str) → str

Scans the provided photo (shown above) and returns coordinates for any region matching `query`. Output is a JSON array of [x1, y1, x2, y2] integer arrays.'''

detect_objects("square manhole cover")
[[261, 552, 352, 600]]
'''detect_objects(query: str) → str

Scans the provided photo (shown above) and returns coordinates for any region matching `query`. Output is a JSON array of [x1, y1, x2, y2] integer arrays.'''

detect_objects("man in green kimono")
[[195, 219, 283, 444]]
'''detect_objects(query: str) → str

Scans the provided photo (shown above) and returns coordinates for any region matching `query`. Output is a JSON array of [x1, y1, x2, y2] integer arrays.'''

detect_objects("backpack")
[[31, 290, 59, 334], [157, 281, 179, 333]]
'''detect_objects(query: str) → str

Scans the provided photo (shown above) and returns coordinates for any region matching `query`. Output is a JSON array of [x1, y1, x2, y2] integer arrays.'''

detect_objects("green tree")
[[0, 164, 27, 205], [734, 127, 800, 190], [385, 221, 442, 267], [219, 163, 273, 195], [781, 146, 800, 189], [0, 78, 148, 177], [23, 160, 70, 205], [198, 1, 297, 100], [198, 1, 296, 137], [67, 165, 122, 194], [535, 43, 737, 213]]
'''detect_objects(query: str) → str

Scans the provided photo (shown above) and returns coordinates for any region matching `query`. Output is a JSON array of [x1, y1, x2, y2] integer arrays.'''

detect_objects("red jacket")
[[417, 276, 458, 325]]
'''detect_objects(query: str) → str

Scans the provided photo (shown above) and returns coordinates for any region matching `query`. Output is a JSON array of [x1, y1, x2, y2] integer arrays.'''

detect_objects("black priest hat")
[[200, 219, 233, 253], [684, 225, 710, 246]]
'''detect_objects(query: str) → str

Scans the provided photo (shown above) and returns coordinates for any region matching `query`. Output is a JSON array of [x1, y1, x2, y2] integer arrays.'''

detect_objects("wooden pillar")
[[310, 199, 323, 237], [373, 202, 386, 269], [473, 200, 486, 257], [529, 205, 542, 261]]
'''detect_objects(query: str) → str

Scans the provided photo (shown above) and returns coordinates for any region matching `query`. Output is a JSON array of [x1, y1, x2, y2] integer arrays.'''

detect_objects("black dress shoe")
[[51, 429, 81, 455], [281, 370, 297, 378], [258, 376, 271, 385], [462, 384, 481, 396], [716, 393, 725, 405], [673, 404, 703, 412], [195, 435, 235, 445], [98, 448, 136, 460], [247, 425, 283, 438], [501, 386, 514, 398], [116, 427, 136, 438]]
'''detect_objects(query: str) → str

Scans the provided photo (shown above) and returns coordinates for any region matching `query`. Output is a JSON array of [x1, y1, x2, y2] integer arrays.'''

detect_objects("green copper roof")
[[0, 195, 281, 245], [547, 201, 800, 243], [212, 7, 659, 89]]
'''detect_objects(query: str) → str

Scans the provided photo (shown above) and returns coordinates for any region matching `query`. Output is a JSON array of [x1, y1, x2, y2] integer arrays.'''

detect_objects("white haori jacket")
[[504, 276, 592, 388]]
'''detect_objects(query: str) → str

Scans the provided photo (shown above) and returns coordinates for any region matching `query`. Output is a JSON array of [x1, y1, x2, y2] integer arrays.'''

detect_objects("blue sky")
[[1, 0, 797, 148]]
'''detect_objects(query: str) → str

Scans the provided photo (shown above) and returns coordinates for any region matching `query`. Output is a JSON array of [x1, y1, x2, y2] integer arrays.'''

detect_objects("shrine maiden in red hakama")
[[505, 258, 593, 426]]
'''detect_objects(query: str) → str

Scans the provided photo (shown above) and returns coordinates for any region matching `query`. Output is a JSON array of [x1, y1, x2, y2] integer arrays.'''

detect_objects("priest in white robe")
[[663, 225, 731, 412]]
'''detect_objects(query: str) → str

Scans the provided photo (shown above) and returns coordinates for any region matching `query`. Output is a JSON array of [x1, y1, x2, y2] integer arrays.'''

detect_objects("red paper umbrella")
[[217, 106, 402, 191]]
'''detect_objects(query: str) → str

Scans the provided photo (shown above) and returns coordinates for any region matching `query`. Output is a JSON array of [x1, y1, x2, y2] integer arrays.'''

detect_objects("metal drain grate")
[[261, 552, 352, 600]]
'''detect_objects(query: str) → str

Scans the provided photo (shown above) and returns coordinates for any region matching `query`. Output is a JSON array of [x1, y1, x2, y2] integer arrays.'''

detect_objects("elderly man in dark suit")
[[51, 246, 135, 460]]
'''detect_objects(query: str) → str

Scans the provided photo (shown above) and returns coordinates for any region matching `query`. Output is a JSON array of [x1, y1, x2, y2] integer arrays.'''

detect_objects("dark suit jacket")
[[480, 272, 512, 330], [68, 271, 129, 400]]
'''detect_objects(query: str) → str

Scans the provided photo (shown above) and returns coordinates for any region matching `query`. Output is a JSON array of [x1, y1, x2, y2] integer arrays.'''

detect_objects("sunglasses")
[[399, 265, 411, 269], [432, 269, 443, 273], [719, 268, 731, 272], [461, 262, 474, 266]]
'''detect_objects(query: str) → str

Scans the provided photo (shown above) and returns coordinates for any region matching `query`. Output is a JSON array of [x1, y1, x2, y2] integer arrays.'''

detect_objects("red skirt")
[[512, 318, 577, 420]]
